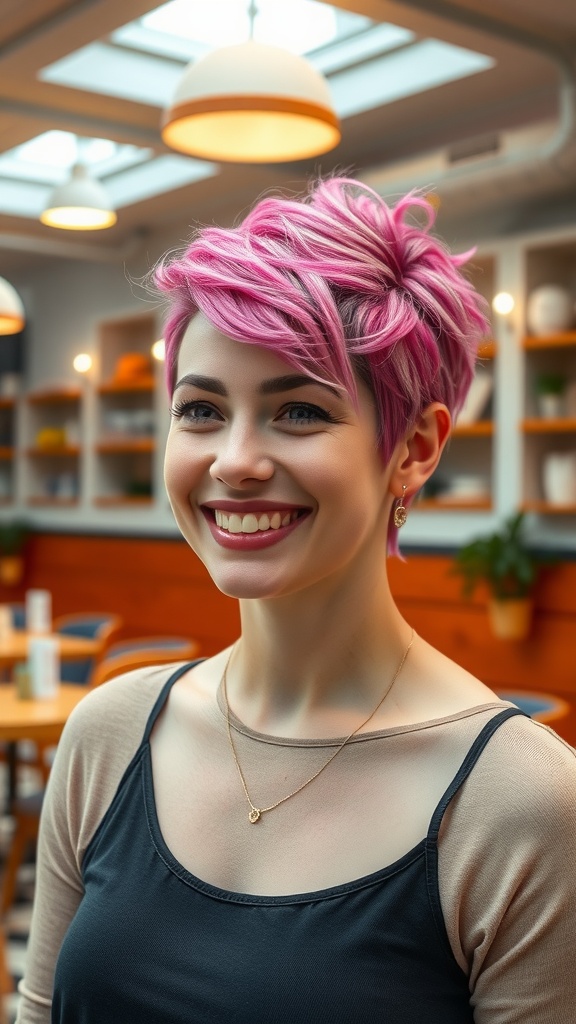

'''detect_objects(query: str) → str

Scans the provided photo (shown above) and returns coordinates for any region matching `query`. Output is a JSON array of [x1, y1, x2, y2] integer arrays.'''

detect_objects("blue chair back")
[[54, 613, 122, 685]]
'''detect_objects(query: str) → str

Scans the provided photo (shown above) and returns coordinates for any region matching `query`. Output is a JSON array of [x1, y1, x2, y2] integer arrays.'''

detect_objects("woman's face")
[[164, 314, 394, 601]]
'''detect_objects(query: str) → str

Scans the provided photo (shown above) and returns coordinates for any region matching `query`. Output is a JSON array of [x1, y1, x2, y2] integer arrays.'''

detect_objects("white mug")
[[28, 636, 60, 699], [542, 452, 576, 504], [25, 589, 52, 634]]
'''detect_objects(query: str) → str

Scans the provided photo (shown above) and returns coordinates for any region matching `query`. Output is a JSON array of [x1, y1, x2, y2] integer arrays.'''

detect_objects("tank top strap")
[[141, 659, 202, 744], [427, 705, 528, 844]]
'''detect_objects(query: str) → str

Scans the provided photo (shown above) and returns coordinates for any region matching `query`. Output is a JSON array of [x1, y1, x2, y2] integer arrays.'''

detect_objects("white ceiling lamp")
[[0, 276, 25, 335], [161, 1, 341, 163], [40, 163, 117, 230]]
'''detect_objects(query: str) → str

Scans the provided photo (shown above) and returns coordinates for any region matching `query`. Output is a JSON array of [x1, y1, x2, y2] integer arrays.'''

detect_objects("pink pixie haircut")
[[154, 176, 489, 554]]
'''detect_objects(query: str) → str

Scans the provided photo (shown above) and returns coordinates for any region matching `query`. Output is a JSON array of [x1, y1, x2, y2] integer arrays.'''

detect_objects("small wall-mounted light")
[[492, 292, 515, 316], [151, 339, 165, 361], [73, 353, 93, 373]]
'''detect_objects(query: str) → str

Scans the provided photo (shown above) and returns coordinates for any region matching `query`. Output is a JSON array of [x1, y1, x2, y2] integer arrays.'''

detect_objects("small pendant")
[[249, 808, 261, 823]]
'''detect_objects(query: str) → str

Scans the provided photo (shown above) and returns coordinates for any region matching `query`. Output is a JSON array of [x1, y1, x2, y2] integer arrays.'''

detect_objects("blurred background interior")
[[1, 1, 576, 1018]]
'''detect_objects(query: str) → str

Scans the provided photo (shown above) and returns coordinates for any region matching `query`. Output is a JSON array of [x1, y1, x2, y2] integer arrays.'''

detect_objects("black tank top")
[[52, 666, 525, 1023]]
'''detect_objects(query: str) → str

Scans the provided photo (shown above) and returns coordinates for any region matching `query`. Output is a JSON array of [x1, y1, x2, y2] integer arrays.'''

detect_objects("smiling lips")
[[202, 505, 308, 550], [215, 509, 300, 534]]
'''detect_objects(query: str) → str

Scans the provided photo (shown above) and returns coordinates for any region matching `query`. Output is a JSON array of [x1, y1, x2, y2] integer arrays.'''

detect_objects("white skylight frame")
[[0, 0, 495, 222], [0, 130, 217, 220]]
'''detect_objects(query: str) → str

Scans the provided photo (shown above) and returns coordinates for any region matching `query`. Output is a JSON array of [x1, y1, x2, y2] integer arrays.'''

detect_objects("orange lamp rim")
[[161, 93, 341, 132]]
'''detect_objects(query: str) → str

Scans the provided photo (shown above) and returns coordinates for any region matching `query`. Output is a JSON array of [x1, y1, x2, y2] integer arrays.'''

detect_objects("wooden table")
[[0, 684, 89, 811], [0, 631, 100, 667], [0, 684, 89, 744]]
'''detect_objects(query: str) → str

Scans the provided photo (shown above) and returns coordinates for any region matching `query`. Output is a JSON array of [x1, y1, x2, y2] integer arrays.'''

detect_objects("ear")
[[389, 402, 451, 498]]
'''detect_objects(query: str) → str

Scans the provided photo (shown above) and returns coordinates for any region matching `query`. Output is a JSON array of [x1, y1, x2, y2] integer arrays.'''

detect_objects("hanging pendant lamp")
[[161, 3, 340, 164], [40, 163, 117, 230], [0, 276, 25, 335]]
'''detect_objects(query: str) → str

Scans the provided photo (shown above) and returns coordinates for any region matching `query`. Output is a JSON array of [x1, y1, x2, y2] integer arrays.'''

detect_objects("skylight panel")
[[0, 129, 217, 220], [106, 155, 217, 207], [40, 43, 183, 106], [138, 0, 345, 55], [330, 39, 493, 119]]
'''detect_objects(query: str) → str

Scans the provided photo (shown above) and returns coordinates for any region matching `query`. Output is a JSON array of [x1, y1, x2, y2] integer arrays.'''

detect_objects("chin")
[[208, 567, 287, 602]]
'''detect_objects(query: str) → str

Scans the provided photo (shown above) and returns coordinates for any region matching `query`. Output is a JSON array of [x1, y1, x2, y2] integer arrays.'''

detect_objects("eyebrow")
[[173, 372, 341, 398]]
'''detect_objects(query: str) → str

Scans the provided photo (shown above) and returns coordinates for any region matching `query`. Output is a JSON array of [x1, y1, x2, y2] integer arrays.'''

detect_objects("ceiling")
[[1, 0, 576, 273]]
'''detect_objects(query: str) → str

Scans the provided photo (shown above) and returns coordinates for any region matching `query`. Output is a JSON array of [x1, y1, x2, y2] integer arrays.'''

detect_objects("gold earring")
[[393, 485, 408, 528]]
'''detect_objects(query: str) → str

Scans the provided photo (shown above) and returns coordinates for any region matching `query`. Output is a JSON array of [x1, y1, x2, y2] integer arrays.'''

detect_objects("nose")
[[209, 420, 275, 488]]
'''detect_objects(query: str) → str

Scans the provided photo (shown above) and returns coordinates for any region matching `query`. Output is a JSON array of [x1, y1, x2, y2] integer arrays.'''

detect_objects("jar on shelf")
[[527, 284, 575, 336]]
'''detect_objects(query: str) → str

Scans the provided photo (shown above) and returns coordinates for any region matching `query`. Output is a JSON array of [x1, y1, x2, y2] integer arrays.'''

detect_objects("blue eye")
[[170, 400, 222, 424], [281, 403, 333, 425]]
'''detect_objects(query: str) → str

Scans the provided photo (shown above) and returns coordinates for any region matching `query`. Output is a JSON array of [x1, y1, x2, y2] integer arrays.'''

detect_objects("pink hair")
[[154, 177, 489, 554]]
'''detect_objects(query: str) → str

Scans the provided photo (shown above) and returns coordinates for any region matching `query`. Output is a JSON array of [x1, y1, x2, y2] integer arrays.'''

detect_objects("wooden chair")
[[52, 612, 124, 685], [0, 636, 200, 915], [90, 636, 200, 688], [0, 922, 11, 1017]]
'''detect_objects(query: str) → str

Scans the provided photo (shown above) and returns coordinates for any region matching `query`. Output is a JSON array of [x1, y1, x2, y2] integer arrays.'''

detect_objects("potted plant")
[[452, 512, 541, 640], [535, 372, 567, 419], [0, 519, 30, 587]]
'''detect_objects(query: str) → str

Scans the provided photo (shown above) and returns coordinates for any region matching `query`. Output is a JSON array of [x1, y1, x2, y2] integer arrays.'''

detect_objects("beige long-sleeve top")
[[16, 665, 576, 1023]]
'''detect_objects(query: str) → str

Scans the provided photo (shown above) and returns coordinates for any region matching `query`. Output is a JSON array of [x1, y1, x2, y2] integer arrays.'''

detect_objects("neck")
[[226, 562, 413, 738]]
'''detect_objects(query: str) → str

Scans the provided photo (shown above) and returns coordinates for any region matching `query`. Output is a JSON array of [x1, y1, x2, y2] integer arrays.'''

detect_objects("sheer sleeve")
[[439, 716, 576, 1024], [15, 668, 174, 1024]]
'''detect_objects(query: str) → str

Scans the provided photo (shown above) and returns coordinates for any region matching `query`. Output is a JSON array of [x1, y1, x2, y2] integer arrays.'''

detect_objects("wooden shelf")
[[0, 398, 16, 409], [522, 501, 576, 515], [452, 421, 494, 437], [26, 445, 80, 457], [0, 447, 14, 460], [415, 497, 492, 512], [94, 495, 154, 506], [26, 496, 79, 507], [27, 388, 82, 404], [523, 331, 576, 350], [96, 438, 155, 453], [522, 417, 576, 433]]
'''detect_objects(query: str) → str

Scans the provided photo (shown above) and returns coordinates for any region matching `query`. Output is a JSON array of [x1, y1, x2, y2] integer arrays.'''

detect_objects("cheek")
[[163, 432, 200, 499]]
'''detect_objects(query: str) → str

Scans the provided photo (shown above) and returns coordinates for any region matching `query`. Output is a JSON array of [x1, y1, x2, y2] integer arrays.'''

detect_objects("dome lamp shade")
[[161, 40, 341, 163], [0, 276, 25, 335], [40, 163, 117, 230]]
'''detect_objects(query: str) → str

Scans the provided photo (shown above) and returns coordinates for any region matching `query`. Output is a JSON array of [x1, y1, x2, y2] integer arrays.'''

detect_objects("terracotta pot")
[[488, 598, 533, 640], [0, 554, 24, 586]]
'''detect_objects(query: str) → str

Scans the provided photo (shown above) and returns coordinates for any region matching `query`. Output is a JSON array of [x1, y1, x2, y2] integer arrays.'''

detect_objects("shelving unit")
[[93, 313, 158, 506], [521, 327, 576, 515], [23, 388, 82, 506], [417, 333, 497, 513], [2, 224, 575, 549], [0, 397, 16, 503]]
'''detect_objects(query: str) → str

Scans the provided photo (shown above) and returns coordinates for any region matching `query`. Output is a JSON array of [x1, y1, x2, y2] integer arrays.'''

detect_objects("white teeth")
[[214, 509, 300, 534], [228, 514, 242, 534]]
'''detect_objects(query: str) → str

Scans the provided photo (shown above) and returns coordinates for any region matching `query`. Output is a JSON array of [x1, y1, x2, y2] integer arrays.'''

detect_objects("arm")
[[15, 716, 86, 1024], [15, 668, 171, 1023], [439, 718, 576, 1023]]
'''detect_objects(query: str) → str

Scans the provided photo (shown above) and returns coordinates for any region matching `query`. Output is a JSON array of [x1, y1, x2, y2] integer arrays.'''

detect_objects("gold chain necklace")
[[222, 629, 415, 824]]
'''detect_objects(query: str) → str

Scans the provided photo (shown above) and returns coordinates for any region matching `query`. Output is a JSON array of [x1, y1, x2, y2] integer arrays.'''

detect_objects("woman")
[[17, 178, 576, 1023]]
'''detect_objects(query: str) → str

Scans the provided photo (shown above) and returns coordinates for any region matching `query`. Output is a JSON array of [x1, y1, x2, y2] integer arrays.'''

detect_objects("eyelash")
[[169, 399, 341, 426], [170, 399, 220, 422]]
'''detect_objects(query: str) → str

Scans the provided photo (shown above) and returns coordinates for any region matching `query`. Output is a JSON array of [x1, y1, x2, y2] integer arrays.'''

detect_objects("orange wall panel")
[[2, 535, 575, 743]]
